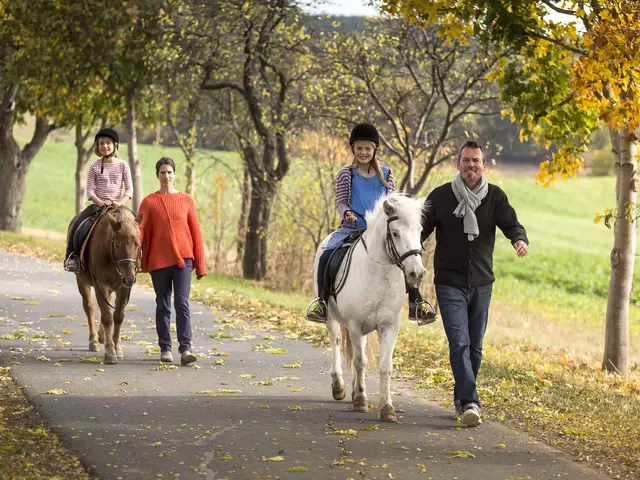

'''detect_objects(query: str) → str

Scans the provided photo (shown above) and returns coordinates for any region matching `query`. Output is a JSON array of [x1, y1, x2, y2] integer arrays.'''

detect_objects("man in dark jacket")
[[412, 140, 528, 427]]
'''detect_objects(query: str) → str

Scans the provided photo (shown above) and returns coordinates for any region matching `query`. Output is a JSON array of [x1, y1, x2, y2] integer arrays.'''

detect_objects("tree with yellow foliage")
[[383, 0, 639, 376]]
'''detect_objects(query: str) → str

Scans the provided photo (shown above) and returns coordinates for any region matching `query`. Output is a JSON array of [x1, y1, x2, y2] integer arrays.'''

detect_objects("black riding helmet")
[[349, 122, 379, 148], [95, 127, 119, 145]]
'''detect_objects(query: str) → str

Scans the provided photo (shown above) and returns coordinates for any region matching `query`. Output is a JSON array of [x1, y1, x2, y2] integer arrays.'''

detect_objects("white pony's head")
[[366, 192, 425, 286]]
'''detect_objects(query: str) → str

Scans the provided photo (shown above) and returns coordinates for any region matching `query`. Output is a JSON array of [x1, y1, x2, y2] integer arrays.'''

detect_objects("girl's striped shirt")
[[86, 159, 134, 202]]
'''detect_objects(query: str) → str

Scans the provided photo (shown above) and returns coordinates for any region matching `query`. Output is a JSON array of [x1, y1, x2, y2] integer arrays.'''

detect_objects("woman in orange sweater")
[[138, 157, 207, 365]]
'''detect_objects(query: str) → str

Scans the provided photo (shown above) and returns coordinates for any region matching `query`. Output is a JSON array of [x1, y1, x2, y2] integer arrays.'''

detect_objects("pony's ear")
[[135, 212, 144, 225], [383, 199, 396, 216], [107, 213, 122, 232]]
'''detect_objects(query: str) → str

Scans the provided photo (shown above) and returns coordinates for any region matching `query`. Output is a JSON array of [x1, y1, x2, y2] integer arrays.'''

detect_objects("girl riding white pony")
[[313, 192, 425, 421]]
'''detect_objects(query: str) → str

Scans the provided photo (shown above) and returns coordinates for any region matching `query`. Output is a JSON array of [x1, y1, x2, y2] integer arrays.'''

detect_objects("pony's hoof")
[[380, 404, 397, 422], [116, 346, 124, 360], [89, 343, 99, 352], [332, 384, 346, 401], [353, 397, 368, 413], [104, 355, 118, 365]]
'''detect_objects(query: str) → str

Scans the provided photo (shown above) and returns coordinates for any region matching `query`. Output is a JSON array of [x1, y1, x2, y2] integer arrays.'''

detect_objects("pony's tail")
[[341, 326, 354, 372], [341, 326, 379, 373]]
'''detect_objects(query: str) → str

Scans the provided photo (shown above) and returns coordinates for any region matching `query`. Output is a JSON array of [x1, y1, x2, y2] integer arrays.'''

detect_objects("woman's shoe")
[[181, 350, 197, 365], [160, 350, 173, 363]]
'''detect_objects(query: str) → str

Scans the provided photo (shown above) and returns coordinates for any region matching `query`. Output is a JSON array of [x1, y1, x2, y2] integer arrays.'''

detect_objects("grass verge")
[[1, 232, 639, 478], [0, 366, 91, 480]]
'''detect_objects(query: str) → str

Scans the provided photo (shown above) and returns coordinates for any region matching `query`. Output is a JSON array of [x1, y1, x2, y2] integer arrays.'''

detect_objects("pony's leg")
[[112, 288, 127, 360], [76, 277, 99, 352], [95, 290, 117, 364], [378, 321, 400, 422], [350, 331, 368, 413], [326, 318, 346, 400]]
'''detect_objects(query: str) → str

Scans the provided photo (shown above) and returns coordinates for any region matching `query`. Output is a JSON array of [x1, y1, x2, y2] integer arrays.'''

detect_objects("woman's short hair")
[[155, 157, 176, 176]]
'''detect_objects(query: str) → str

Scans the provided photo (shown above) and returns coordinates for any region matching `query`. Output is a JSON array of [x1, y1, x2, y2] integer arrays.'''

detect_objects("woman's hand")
[[196, 274, 205, 280]]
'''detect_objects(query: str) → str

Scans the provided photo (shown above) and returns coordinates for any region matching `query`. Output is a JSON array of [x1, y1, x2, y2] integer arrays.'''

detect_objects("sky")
[[303, 0, 574, 24], [303, 0, 380, 17]]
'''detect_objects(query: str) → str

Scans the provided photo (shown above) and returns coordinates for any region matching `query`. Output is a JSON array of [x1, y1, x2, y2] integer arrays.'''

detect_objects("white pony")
[[313, 192, 425, 422]]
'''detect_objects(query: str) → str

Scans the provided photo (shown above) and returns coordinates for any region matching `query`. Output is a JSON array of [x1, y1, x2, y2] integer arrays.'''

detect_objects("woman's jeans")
[[150, 259, 193, 353], [435, 283, 493, 407]]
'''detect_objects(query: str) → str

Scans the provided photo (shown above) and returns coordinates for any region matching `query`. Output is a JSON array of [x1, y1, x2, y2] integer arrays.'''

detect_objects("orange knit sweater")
[[138, 192, 207, 276]]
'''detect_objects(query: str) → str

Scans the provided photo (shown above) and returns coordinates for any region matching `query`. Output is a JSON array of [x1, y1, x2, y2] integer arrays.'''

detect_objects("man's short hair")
[[457, 140, 485, 162]]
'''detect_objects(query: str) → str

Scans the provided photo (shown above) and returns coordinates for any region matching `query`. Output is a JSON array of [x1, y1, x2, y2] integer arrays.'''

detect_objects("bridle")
[[350, 210, 422, 272], [110, 234, 141, 279], [90, 228, 141, 310], [384, 215, 422, 272]]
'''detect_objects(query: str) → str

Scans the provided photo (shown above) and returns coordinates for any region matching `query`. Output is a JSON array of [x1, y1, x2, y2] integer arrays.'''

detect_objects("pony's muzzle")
[[405, 265, 425, 287], [121, 275, 136, 288]]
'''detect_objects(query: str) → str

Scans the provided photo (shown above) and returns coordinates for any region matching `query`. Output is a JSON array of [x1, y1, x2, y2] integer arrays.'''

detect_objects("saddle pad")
[[73, 216, 96, 254], [326, 236, 361, 299]]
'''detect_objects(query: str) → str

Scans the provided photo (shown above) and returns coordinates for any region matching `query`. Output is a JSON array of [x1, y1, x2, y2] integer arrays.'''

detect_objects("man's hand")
[[344, 211, 357, 223], [513, 240, 528, 257]]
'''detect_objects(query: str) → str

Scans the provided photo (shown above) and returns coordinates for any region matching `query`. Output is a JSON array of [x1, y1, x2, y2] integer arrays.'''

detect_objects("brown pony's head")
[[107, 207, 144, 288]]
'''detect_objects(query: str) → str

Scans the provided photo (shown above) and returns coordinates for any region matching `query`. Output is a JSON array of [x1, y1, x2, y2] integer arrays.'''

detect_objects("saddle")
[[74, 206, 113, 268], [325, 233, 362, 299]]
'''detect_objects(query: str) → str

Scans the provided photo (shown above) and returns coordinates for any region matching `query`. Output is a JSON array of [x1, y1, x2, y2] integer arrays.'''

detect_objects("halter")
[[90, 221, 140, 310], [348, 210, 422, 272], [385, 215, 422, 272], [111, 234, 141, 279]]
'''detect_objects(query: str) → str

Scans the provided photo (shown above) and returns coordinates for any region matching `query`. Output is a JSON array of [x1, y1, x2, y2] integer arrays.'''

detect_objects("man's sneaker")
[[454, 400, 463, 417], [408, 300, 437, 326], [181, 350, 197, 365], [160, 350, 173, 363], [63, 253, 82, 273], [461, 403, 482, 427], [306, 298, 328, 323]]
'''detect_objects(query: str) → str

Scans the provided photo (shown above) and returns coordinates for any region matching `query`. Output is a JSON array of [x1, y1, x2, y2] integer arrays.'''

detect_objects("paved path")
[[0, 250, 609, 480]]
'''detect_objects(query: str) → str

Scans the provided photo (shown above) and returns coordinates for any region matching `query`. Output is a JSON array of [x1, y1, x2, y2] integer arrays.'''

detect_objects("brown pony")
[[75, 206, 143, 364]]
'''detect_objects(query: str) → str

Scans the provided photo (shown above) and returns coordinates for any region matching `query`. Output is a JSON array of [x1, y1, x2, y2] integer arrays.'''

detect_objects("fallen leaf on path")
[[261, 456, 284, 462], [447, 450, 476, 459], [44, 389, 66, 395]]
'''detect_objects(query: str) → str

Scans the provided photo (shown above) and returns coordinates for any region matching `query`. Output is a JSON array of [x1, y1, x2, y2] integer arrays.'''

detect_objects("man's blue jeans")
[[435, 284, 493, 407]]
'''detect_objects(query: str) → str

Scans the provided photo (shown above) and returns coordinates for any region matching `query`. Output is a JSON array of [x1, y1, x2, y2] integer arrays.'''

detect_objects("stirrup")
[[306, 298, 327, 324], [409, 300, 437, 326], [63, 254, 82, 273]]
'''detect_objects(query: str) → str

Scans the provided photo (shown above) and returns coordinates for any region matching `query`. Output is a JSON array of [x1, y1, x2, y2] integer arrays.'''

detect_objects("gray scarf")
[[451, 174, 488, 241]]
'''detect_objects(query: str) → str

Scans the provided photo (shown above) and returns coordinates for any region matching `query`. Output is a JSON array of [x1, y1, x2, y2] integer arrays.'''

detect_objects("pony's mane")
[[366, 192, 422, 229], [112, 206, 139, 236]]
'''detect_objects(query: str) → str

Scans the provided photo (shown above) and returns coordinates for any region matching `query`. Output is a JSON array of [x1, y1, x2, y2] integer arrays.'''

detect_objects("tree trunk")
[[236, 156, 251, 265], [183, 106, 198, 197], [0, 144, 27, 232], [602, 128, 638, 377], [74, 123, 90, 215], [126, 90, 144, 212], [242, 172, 275, 280], [155, 121, 162, 145], [0, 85, 53, 231]]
